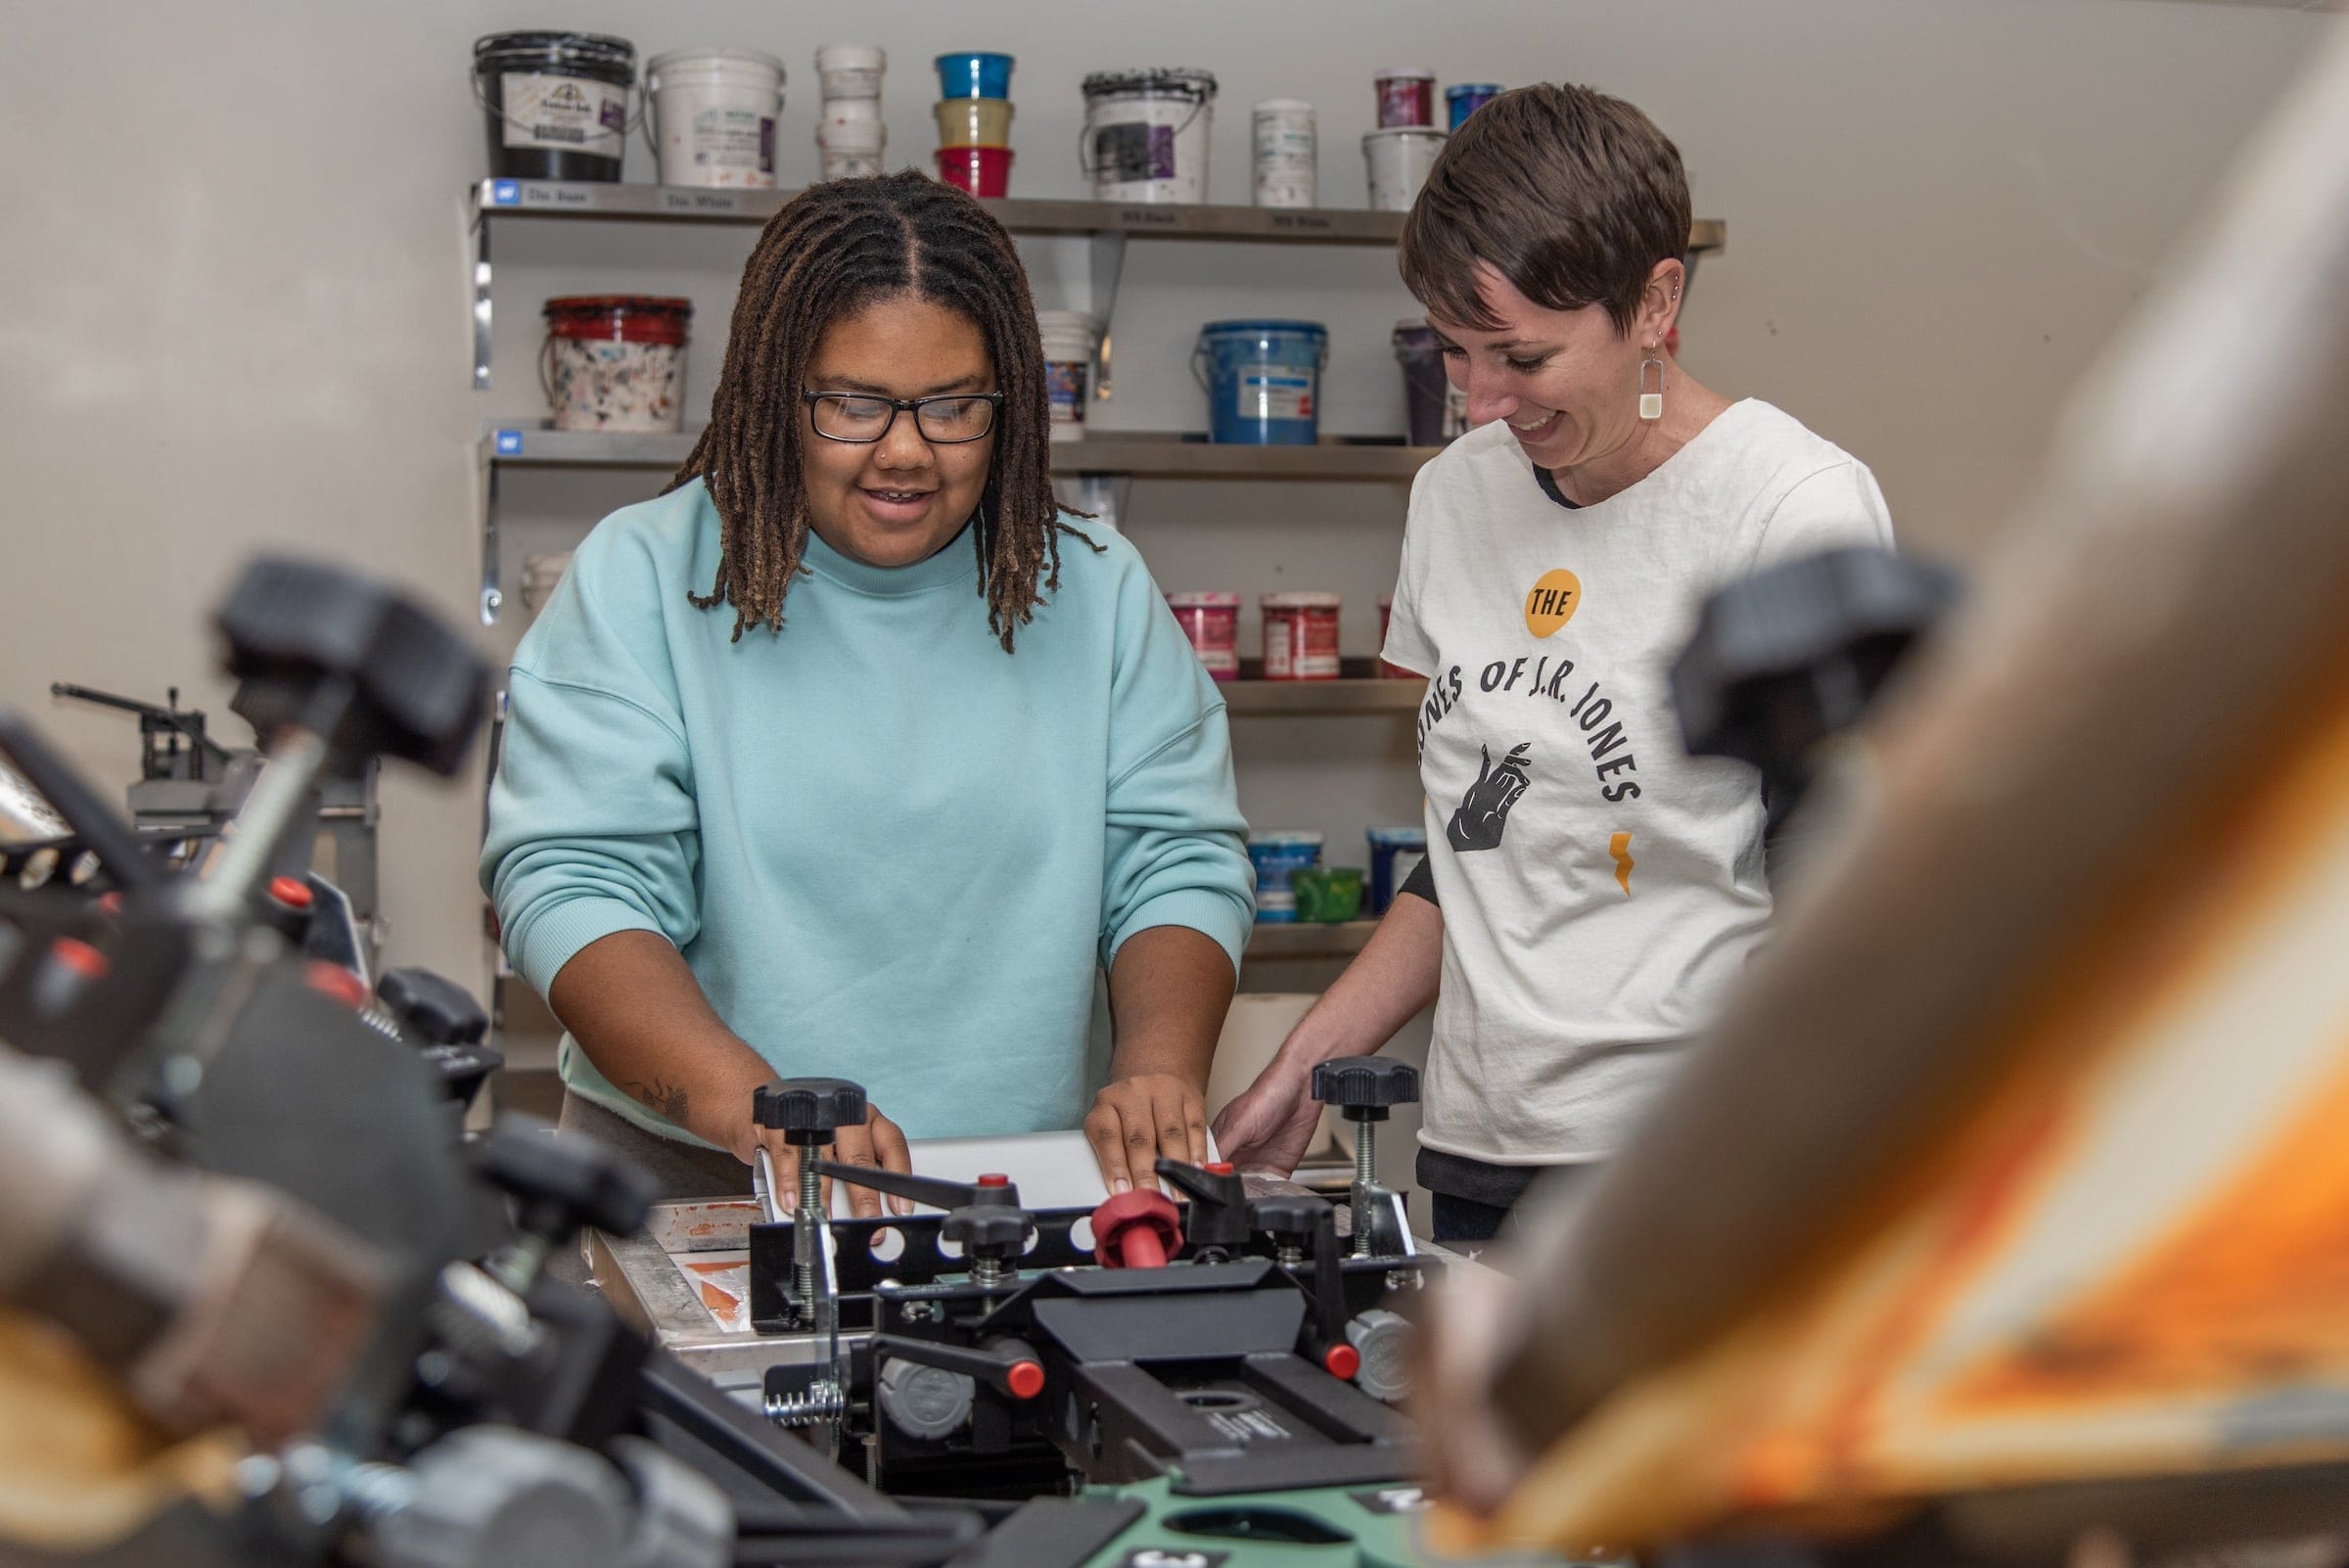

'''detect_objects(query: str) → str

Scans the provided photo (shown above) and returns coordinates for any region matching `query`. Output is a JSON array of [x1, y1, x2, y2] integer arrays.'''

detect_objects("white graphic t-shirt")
[[1384, 399, 1894, 1165]]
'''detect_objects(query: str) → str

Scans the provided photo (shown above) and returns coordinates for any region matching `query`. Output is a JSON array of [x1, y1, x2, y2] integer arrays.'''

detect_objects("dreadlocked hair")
[[666, 170, 1096, 651]]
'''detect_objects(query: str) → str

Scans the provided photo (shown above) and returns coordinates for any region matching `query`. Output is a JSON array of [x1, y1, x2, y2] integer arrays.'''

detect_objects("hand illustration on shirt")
[[1447, 742, 1532, 853]]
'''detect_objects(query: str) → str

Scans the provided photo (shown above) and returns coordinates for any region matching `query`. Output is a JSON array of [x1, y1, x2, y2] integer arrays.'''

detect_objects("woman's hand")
[[1210, 1058, 1325, 1176], [747, 1102, 915, 1220], [1085, 1073, 1209, 1194]]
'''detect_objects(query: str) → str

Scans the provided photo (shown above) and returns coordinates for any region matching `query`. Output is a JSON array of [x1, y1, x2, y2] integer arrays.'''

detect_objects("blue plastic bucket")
[[1446, 83, 1500, 130], [1366, 826, 1428, 914], [936, 52, 1014, 100], [1195, 320, 1328, 445], [1248, 831, 1323, 923]]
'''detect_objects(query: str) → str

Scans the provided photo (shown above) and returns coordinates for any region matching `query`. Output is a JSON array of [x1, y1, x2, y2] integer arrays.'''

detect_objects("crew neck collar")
[[800, 518, 980, 596]]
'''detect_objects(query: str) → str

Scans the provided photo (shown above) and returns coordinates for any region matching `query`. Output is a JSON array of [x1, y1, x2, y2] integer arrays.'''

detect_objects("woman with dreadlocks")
[[482, 173, 1254, 1215]]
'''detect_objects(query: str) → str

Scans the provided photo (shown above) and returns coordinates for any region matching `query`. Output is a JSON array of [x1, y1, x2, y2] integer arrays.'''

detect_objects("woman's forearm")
[[1277, 892, 1445, 1068], [544, 929, 777, 1161], [1105, 924, 1237, 1091]]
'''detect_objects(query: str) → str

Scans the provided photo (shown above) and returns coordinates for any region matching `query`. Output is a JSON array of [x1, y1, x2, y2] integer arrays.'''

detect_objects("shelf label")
[[489, 179, 521, 207], [494, 430, 524, 455], [657, 188, 752, 215]]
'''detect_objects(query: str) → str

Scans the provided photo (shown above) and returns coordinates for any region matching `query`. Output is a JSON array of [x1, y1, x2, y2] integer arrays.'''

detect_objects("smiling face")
[[799, 294, 998, 570], [1426, 262, 1671, 475]]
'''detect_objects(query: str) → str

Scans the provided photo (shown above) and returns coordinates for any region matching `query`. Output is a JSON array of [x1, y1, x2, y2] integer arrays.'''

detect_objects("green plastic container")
[[1290, 865, 1364, 923]]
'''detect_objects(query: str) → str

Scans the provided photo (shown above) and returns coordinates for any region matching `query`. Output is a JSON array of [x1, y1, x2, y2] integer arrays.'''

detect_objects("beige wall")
[[1, 0, 2330, 1026]]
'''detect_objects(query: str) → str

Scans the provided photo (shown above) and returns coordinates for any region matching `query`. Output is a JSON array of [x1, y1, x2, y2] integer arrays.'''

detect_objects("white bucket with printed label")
[[1082, 69, 1218, 205], [646, 49, 785, 188], [1363, 126, 1446, 213], [1036, 310, 1099, 441], [1252, 99, 1316, 208]]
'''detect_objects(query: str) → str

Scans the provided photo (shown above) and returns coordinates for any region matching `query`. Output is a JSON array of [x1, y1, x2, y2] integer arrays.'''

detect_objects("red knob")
[[269, 875, 314, 910], [1323, 1344, 1361, 1381], [1006, 1360, 1045, 1401], [304, 960, 369, 1011], [1205, 1161, 1234, 1176], [51, 937, 109, 981], [977, 1173, 1010, 1187], [1090, 1189, 1182, 1269]]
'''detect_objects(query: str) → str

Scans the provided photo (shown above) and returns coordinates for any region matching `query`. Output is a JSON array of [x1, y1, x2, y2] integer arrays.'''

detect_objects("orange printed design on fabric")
[[1525, 570, 1583, 637], [1610, 831, 1635, 894]]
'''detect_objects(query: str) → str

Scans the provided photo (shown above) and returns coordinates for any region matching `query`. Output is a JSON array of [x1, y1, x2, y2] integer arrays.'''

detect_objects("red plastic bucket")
[[935, 144, 1013, 197]]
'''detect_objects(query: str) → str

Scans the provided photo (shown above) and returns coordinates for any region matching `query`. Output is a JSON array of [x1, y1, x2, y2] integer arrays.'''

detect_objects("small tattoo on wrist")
[[625, 1077, 690, 1125]]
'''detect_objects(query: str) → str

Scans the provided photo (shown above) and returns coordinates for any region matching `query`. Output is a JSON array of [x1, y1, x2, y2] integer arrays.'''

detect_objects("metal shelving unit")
[[467, 177, 1725, 414], [471, 179, 1726, 622], [477, 426, 1441, 622]]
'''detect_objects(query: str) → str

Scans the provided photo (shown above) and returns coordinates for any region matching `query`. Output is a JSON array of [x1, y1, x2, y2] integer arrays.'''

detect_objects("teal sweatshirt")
[[481, 481, 1254, 1146]]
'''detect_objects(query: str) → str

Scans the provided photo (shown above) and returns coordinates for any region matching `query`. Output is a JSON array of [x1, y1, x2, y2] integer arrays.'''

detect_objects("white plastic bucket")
[[645, 48, 784, 189], [819, 97, 882, 128], [817, 114, 886, 180], [1363, 126, 1445, 212], [1252, 98, 1315, 208], [1036, 309, 1099, 441], [1082, 69, 1217, 205], [814, 42, 885, 100]]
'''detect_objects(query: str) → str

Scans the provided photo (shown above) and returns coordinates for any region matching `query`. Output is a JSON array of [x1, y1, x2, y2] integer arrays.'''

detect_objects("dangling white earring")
[[1638, 348, 1665, 421]]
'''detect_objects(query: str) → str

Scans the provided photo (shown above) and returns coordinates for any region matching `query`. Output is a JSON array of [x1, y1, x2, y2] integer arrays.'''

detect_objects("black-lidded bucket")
[[473, 31, 637, 182]]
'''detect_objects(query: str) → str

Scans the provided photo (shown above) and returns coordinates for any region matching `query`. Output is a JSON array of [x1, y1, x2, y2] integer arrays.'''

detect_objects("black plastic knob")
[[377, 966, 489, 1046], [215, 557, 488, 780], [942, 1207, 1030, 1257], [474, 1114, 662, 1243], [1312, 1058, 1420, 1120], [752, 1078, 866, 1144], [1252, 1195, 1327, 1248], [1155, 1159, 1252, 1251], [1671, 547, 1959, 827]]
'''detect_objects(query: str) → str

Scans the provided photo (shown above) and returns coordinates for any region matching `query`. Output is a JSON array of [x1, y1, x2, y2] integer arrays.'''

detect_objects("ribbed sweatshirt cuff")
[[514, 895, 668, 998], [1108, 887, 1253, 977]]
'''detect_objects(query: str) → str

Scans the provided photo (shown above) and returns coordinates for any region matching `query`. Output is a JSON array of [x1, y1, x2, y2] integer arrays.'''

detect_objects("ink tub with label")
[[1196, 320, 1327, 444], [1373, 67, 1436, 128], [644, 48, 785, 189], [1082, 69, 1218, 204], [1036, 311, 1100, 439], [1248, 831, 1324, 923], [542, 296, 691, 432], [1263, 592, 1341, 680], [474, 31, 637, 182], [1366, 826, 1428, 913], [1167, 591, 1241, 679]]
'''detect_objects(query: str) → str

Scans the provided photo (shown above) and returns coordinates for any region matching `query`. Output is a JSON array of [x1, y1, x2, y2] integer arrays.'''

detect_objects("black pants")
[[1420, 1148, 1592, 1244]]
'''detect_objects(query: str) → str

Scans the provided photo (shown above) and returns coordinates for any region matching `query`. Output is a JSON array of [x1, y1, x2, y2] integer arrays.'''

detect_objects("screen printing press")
[[581, 1072, 1510, 1568]]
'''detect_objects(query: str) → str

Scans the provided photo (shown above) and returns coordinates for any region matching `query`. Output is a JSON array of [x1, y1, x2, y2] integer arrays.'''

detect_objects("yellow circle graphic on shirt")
[[1523, 570, 1583, 637]]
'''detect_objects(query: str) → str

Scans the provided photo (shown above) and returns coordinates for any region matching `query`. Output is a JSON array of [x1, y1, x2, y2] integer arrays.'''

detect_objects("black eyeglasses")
[[802, 390, 1003, 444]]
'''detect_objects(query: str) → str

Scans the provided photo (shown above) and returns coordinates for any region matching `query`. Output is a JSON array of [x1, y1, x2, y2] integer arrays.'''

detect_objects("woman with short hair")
[[1215, 84, 1894, 1242]]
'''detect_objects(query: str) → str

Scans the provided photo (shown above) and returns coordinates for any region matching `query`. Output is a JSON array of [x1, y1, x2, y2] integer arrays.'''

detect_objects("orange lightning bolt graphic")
[[1609, 832, 1635, 894]]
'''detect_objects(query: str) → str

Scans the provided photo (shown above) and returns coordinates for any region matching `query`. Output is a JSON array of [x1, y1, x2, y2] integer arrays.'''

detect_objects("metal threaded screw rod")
[[1353, 1122, 1378, 1258], [796, 1157, 822, 1310]]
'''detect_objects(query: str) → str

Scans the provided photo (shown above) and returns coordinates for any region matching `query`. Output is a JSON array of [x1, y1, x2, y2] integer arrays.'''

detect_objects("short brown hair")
[[1399, 83, 1691, 337]]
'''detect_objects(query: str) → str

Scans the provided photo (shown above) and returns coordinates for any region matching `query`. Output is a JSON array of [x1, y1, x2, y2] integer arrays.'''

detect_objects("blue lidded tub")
[[1248, 830, 1323, 923], [937, 51, 1014, 100], [1366, 826, 1427, 914], [1195, 320, 1328, 445]]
